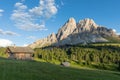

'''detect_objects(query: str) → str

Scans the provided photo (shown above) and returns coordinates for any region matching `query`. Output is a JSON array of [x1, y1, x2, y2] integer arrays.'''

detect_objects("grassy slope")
[[105, 36, 120, 43], [0, 58, 120, 80]]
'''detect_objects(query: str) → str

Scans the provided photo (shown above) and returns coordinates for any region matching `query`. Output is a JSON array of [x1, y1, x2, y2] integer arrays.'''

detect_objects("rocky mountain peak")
[[57, 17, 77, 41], [49, 33, 56, 38], [29, 17, 120, 49], [77, 18, 98, 31], [48, 33, 57, 42], [68, 17, 76, 23]]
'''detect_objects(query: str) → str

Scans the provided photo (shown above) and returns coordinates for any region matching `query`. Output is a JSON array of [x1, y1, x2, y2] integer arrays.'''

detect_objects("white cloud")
[[112, 29, 116, 32], [29, 0, 58, 18], [23, 44, 28, 47], [27, 36, 36, 40], [112, 29, 120, 35], [11, 0, 58, 31], [0, 39, 13, 47], [0, 9, 4, 12], [5, 31, 19, 36], [0, 9, 4, 16], [0, 29, 19, 36], [15, 2, 27, 10]]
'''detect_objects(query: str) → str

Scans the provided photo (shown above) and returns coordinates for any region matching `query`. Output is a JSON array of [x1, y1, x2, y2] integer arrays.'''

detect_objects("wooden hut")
[[6, 47, 34, 60]]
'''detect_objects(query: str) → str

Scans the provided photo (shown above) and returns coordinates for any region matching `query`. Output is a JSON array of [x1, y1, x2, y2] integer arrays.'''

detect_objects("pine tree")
[[118, 61, 120, 70]]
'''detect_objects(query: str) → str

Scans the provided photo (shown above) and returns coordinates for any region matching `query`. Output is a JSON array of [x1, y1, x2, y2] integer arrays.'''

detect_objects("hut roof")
[[7, 47, 34, 53]]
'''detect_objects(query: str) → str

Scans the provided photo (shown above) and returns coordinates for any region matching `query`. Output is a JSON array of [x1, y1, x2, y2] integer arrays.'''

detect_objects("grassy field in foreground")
[[0, 58, 120, 80]]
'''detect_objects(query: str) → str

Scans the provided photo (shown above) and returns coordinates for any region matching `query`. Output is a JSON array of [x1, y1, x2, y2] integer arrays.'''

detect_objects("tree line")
[[34, 44, 120, 71]]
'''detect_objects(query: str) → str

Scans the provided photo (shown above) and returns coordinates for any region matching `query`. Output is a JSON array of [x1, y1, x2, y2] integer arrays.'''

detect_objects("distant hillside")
[[29, 18, 120, 48], [0, 58, 120, 80]]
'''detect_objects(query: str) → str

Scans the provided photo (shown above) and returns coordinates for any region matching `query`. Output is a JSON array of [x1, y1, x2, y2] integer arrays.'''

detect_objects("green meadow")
[[0, 58, 120, 80]]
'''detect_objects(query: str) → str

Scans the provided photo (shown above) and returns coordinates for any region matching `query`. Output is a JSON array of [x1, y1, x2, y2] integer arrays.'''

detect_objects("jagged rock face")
[[29, 18, 119, 48], [47, 33, 58, 43], [55, 32, 108, 46], [57, 17, 77, 41], [29, 33, 57, 48], [73, 18, 98, 33], [97, 27, 116, 37]]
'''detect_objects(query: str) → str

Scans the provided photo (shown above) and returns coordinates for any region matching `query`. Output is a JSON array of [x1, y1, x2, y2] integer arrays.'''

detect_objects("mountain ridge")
[[29, 18, 120, 48]]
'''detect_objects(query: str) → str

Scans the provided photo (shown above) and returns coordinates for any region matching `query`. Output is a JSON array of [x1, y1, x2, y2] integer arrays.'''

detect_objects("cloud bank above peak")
[[11, 0, 58, 31]]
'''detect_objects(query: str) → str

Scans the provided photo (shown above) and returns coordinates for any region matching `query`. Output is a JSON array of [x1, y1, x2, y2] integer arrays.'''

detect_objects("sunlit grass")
[[0, 58, 120, 80]]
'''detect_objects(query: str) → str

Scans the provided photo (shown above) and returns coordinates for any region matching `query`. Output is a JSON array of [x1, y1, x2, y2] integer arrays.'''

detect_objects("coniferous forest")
[[34, 43, 120, 71]]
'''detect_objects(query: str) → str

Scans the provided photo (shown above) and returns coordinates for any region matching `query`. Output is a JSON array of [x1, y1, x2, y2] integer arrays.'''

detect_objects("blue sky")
[[0, 0, 120, 47]]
